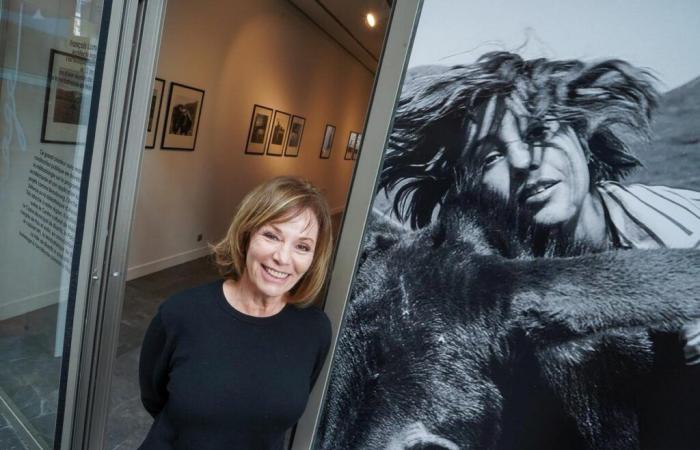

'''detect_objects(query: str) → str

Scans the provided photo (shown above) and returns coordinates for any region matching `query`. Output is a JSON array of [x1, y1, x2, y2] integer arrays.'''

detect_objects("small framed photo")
[[41, 49, 91, 145], [161, 82, 205, 151], [266, 110, 291, 156], [284, 115, 306, 157], [245, 105, 273, 154], [145, 78, 165, 149], [320, 124, 336, 159], [344, 131, 359, 160], [353, 132, 363, 160]]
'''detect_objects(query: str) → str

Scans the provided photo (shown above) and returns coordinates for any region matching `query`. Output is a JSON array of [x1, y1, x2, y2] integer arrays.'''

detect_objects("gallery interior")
[[0, 0, 390, 448]]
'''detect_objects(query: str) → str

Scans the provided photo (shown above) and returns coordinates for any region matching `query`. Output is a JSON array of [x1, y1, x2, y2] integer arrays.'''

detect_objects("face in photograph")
[[243, 209, 318, 300], [478, 99, 590, 228]]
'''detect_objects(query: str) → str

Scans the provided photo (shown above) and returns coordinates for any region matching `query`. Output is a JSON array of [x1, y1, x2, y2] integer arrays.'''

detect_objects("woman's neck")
[[223, 277, 286, 317], [568, 189, 609, 251]]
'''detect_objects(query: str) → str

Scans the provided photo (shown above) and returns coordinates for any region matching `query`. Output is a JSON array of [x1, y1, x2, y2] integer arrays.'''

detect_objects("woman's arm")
[[511, 249, 700, 342]]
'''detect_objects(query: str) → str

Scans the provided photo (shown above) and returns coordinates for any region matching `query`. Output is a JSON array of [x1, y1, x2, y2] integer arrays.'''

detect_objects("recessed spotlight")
[[366, 13, 377, 28]]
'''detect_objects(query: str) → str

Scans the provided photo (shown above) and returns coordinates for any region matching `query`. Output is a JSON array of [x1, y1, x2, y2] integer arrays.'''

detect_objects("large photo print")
[[317, 1, 700, 449]]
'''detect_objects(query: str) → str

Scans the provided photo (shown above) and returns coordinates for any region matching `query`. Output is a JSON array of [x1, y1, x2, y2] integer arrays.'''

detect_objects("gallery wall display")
[[284, 115, 305, 157], [266, 110, 291, 156], [320, 124, 335, 159], [41, 49, 91, 145], [344, 131, 359, 160], [145, 78, 165, 149], [316, 1, 700, 449], [161, 82, 205, 151], [245, 104, 273, 155]]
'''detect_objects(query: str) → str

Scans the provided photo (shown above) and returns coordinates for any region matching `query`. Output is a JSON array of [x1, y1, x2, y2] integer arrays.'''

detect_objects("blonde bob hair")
[[212, 176, 333, 307]]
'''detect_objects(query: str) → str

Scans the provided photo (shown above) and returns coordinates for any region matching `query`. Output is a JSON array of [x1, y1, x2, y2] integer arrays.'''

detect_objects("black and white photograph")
[[245, 104, 273, 155], [266, 110, 290, 156], [352, 132, 362, 160], [145, 78, 165, 149], [161, 82, 204, 151], [317, 1, 700, 449], [41, 49, 91, 144], [344, 131, 358, 160], [320, 124, 335, 159], [284, 115, 305, 157]]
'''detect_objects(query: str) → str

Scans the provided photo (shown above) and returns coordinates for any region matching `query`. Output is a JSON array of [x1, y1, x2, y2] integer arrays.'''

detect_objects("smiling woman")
[[138, 177, 333, 450]]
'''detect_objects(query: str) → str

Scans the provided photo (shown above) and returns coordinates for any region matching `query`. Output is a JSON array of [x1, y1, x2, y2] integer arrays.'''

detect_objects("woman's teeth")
[[264, 265, 289, 279]]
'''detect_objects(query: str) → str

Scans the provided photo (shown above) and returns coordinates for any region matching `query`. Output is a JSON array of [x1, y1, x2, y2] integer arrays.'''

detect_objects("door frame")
[[56, 0, 169, 448]]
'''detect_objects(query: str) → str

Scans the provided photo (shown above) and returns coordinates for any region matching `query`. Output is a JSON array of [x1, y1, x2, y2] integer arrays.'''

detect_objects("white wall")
[[126, 0, 374, 279]]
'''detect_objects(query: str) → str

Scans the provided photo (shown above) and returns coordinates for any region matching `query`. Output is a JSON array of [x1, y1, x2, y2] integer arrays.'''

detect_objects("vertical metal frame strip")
[[61, 0, 168, 448], [57, 0, 124, 447], [292, 1, 423, 448], [85, 0, 169, 447]]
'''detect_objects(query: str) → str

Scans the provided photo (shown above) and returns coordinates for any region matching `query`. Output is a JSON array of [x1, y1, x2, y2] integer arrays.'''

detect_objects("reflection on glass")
[[0, 0, 104, 447]]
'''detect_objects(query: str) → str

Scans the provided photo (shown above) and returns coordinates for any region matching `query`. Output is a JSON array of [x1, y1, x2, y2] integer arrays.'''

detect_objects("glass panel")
[[0, 0, 107, 447]]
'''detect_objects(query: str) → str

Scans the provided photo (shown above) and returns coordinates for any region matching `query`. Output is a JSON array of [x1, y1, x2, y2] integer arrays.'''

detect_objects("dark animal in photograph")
[[316, 203, 700, 450]]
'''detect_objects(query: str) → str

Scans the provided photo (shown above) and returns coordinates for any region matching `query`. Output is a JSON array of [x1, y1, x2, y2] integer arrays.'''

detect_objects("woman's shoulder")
[[158, 279, 224, 321], [288, 305, 331, 338]]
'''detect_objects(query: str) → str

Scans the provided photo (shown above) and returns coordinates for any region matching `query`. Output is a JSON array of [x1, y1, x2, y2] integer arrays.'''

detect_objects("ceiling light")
[[366, 13, 377, 28]]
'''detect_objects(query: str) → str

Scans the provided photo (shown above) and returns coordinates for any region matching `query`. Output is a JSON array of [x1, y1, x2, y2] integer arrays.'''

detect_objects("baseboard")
[[0, 287, 62, 321], [127, 246, 211, 281]]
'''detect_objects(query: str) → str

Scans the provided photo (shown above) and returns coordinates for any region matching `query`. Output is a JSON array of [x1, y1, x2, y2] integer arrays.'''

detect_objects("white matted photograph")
[[161, 82, 205, 151], [320, 124, 335, 159], [145, 78, 165, 149], [41, 49, 92, 145], [266, 110, 290, 156]]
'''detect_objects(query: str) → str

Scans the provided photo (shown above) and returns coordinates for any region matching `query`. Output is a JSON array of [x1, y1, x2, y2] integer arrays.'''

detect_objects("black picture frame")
[[284, 115, 306, 157], [320, 124, 335, 159], [41, 49, 90, 145], [161, 81, 205, 151], [245, 104, 274, 155], [344, 131, 359, 160], [145, 78, 165, 149], [266, 110, 291, 156]]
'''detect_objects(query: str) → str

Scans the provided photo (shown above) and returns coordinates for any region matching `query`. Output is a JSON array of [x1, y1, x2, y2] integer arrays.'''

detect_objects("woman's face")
[[479, 105, 591, 228], [243, 208, 318, 301]]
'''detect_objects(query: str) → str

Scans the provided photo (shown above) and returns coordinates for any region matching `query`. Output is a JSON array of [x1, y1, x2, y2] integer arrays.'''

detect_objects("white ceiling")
[[288, 0, 391, 73]]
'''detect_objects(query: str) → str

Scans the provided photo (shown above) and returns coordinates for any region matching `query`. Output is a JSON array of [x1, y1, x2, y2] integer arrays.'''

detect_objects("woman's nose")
[[506, 139, 532, 172], [273, 243, 292, 264]]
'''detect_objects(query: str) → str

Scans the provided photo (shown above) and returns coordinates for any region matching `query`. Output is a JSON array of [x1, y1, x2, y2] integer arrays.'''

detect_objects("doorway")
[[103, 0, 381, 448]]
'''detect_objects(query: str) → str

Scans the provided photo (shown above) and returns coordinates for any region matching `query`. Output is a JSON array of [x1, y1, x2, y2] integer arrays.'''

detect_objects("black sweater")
[[138, 280, 331, 450]]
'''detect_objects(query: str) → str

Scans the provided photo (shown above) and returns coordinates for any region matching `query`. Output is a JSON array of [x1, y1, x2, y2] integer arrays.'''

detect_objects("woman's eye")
[[483, 151, 504, 168], [263, 231, 279, 241], [525, 123, 548, 142], [296, 244, 312, 252]]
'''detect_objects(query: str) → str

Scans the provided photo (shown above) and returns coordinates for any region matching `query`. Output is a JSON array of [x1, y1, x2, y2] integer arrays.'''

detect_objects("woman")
[[139, 176, 333, 449]]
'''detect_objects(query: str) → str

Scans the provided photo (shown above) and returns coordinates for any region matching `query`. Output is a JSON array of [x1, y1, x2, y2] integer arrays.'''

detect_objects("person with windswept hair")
[[383, 51, 700, 256]]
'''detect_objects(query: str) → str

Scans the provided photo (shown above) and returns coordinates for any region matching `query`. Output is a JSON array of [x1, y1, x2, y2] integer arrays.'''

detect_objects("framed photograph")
[[41, 49, 91, 144], [145, 78, 165, 149], [161, 82, 205, 151], [352, 132, 362, 160], [344, 131, 358, 160], [320, 124, 336, 159], [245, 104, 273, 154], [284, 115, 306, 157], [266, 110, 291, 156]]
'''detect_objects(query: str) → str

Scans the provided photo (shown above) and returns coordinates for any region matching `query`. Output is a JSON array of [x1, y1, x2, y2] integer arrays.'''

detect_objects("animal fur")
[[316, 207, 700, 450]]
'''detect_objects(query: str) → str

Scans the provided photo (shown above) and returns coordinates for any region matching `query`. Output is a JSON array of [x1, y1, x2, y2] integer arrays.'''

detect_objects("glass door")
[[0, 0, 138, 448]]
